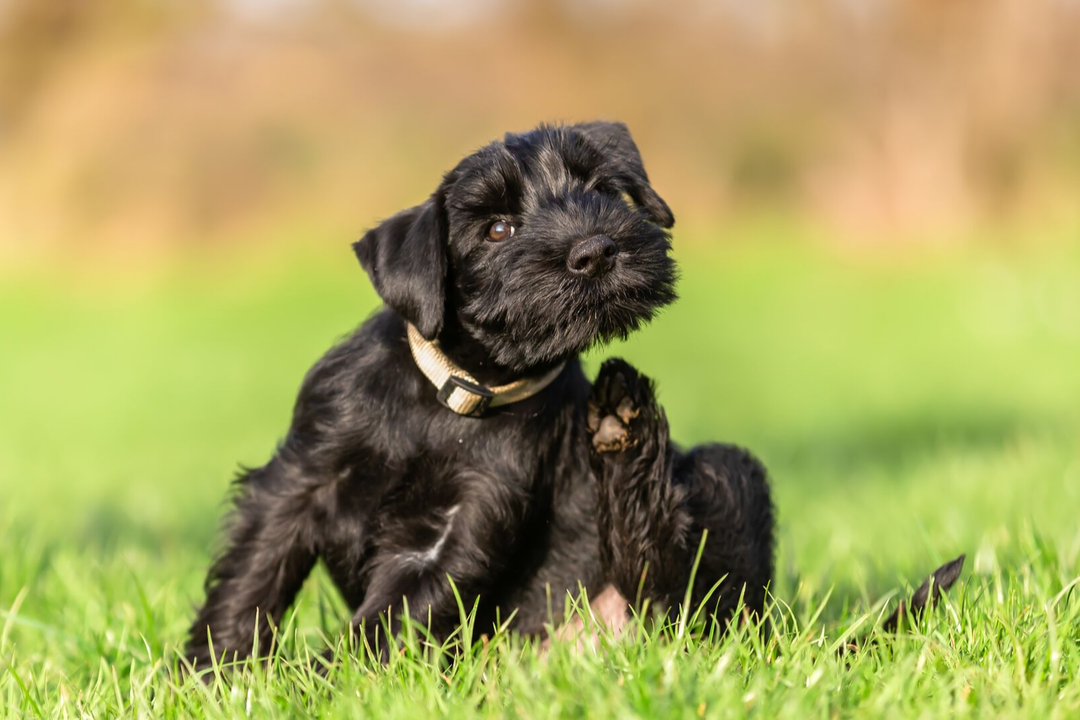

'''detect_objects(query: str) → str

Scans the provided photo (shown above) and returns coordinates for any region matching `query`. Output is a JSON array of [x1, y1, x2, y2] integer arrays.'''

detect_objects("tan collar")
[[406, 323, 566, 417]]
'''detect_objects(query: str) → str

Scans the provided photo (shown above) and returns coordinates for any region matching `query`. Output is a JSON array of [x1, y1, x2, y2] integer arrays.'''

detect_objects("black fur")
[[185, 121, 775, 670]]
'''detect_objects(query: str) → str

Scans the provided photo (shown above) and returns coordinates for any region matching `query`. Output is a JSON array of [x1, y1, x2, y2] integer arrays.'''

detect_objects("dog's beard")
[[457, 233, 677, 373]]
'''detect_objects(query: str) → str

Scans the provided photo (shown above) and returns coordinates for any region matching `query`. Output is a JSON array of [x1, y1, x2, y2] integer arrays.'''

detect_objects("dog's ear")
[[576, 121, 675, 228], [353, 193, 447, 339]]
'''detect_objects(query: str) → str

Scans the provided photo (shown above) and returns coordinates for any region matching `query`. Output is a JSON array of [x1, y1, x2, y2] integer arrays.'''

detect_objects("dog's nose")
[[567, 235, 618, 278]]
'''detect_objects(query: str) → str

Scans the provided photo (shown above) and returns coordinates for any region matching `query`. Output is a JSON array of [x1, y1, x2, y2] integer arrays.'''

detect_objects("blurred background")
[[2, 0, 1080, 260], [2, 0, 1080, 688]]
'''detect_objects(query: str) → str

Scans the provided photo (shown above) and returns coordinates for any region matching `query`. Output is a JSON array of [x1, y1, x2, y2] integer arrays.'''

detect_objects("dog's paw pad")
[[615, 396, 639, 425], [592, 415, 633, 453], [589, 359, 654, 455]]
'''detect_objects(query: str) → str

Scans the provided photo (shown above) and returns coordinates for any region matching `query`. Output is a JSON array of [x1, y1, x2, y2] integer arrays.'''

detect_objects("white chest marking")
[[405, 504, 460, 568]]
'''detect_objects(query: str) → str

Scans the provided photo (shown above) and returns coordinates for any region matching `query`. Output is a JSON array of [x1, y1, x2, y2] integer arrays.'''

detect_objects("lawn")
[[2, 236, 1079, 718]]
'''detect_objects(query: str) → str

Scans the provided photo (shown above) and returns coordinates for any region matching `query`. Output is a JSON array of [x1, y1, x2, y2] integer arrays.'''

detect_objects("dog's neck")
[[434, 314, 567, 388], [408, 322, 567, 417]]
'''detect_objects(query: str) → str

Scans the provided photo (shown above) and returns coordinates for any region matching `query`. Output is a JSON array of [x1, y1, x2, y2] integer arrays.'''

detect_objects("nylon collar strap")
[[406, 323, 565, 417]]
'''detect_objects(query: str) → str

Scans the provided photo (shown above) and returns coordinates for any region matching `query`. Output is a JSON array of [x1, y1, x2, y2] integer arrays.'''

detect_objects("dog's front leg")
[[186, 457, 320, 673], [322, 508, 500, 668], [339, 564, 461, 664]]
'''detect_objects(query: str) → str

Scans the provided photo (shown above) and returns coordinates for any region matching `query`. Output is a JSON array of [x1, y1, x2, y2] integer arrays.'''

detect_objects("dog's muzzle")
[[406, 324, 565, 417]]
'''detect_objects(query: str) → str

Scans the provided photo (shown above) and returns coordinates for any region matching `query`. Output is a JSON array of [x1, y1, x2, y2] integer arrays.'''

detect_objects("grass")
[[2, 236, 1079, 718]]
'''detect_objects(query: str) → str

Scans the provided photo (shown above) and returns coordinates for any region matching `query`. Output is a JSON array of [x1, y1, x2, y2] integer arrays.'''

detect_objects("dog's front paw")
[[587, 359, 655, 454]]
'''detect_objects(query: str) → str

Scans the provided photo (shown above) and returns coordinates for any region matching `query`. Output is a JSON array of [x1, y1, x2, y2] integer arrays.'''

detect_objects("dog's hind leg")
[[587, 358, 774, 622], [185, 458, 320, 673]]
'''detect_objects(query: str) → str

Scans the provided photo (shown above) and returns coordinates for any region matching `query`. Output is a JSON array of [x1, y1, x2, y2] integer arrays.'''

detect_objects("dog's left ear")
[[576, 121, 675, 229], [353, 192, 447, 340]]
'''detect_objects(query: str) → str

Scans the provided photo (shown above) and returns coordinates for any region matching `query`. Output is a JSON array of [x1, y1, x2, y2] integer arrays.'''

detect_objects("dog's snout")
[[567, 235, 618, 278]]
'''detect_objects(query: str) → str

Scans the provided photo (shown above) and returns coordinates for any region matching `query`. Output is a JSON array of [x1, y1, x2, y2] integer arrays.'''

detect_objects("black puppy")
[[186, 122, 774, 669]]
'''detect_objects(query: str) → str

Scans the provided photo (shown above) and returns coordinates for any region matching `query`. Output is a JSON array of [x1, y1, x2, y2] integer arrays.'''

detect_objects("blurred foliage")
[[1, 0, 1079, 260]]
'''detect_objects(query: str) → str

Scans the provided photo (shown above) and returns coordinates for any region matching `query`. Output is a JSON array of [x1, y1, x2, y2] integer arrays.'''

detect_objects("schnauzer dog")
[[186, 121, 775, 670]]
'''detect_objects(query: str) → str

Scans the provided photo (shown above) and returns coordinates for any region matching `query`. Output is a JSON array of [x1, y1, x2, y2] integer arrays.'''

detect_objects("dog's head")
[[354, 122, 677, 372]]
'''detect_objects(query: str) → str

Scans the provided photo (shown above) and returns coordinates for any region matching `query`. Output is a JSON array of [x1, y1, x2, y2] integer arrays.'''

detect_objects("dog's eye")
[[487, 221, 515, 242]]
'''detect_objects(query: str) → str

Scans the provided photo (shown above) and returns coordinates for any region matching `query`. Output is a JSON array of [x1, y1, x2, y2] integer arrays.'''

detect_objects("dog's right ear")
[[576, 121, 675, 229], [353, 194, 447, 340]]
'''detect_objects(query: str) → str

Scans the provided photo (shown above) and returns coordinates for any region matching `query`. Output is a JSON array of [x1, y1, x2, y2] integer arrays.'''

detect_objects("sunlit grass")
[[1, 239, 1079, 717]]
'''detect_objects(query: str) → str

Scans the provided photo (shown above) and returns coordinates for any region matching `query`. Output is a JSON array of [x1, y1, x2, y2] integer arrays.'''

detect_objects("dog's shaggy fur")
[[186, 122, 774, 668]]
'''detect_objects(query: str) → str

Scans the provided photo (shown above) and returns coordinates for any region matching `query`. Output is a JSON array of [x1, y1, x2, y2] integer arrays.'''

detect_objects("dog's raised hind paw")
[[587, 359, 655, 454]]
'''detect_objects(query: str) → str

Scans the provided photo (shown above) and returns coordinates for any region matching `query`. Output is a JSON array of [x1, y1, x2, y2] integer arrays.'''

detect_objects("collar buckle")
[[437, 375, 495, 417]]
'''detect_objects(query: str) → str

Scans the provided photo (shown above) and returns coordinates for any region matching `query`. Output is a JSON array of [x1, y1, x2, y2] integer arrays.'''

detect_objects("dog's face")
[[355, 122, 677, 372]]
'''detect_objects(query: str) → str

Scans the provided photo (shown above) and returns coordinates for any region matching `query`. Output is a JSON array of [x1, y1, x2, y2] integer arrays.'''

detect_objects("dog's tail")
[[842, 553, 966, 655]]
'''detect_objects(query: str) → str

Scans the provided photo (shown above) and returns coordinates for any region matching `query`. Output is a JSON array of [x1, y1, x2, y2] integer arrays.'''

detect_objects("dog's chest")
[[382, 413, 585, 549], [319, 381, 599, 622]]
